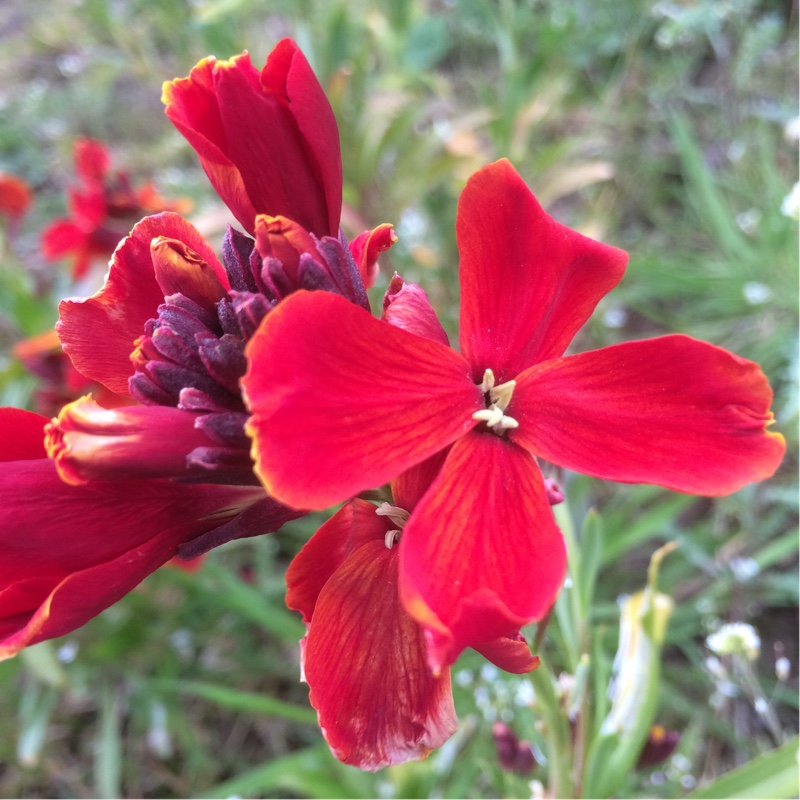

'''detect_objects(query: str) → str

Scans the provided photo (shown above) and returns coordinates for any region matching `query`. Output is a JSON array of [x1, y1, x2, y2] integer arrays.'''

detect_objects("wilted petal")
[[399, 431, 566, 672], [303, 540, 457, 770], [457, 159, 628, 381], [510, 335, 786, 496], [243, 290, 481, 510], [57, 213, 227, 395]]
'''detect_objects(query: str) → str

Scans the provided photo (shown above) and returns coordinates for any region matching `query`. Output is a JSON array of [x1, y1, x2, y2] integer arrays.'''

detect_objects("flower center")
[[472, 368, 519, 434], [376, 501, 409, 549]]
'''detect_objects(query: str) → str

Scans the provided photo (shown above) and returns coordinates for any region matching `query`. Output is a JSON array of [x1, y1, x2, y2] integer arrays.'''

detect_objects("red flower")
[[242, 159, 785, 671], [286, 453, 540, 770], [41, 138, 190, 280], [0, 172, 32, 228], [0, 408, 265, 659], [163, 40, 342, 239]]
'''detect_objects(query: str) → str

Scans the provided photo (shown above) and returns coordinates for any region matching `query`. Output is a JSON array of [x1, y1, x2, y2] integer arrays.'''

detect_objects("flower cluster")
[[0, 39, 785, 772]]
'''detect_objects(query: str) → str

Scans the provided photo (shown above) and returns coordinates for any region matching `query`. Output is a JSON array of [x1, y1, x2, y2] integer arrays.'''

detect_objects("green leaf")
[[153, 679, 317, 724], [686, 737, 799, 799]]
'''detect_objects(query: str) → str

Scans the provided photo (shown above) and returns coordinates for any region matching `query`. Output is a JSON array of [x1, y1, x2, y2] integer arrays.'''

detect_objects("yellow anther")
[[490, 379, 516, 411], [480, 368, 496, 394]]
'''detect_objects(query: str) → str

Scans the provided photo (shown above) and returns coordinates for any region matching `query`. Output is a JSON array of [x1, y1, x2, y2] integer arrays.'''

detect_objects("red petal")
[[163, 55, 258, 234], [350, 223, 397, 288], [41, 220, 85, 260], [474, 632, 540, 674], [44, 397, 216, 485], [382, 274, 450, 346], [391, 449, 449, 513], [243, 291, 481, 510], [457, 159, 628, 381], [0, 457, 259, 658], [57, 213, 226, 395], [164, 42, 341, 238], [74, 138, 110, 186], [510, 335, 786, 496], [398, 431, 566, 671], [0, 408, 47, 461], [286, 499, 387, 623], [303, 540, 457, 770], [261, 39, 342, 237], [0, 173, 33, 219]]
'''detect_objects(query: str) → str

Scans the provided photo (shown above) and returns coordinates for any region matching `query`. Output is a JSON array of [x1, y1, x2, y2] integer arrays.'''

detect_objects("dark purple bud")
[[222, 225, 259, 293]]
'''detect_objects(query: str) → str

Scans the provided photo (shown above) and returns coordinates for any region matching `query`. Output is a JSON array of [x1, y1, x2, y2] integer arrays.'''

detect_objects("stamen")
[[490, 379, 516, 411], [472, 406, 519, 431], [385, 529, 401, 549], [480, 368, 495, 393], [375, 502, 410, 529]]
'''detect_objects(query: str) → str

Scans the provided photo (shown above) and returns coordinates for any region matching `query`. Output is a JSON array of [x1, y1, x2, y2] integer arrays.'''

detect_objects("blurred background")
[[0, 0, 797, 797]]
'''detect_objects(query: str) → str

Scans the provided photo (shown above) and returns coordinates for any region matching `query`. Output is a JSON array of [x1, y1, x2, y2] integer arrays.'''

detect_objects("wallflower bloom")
[[1, 39, 390, 658], [243, 158, 785, 671], [286, 452, 540, 770], [41, 138, 189, 279]]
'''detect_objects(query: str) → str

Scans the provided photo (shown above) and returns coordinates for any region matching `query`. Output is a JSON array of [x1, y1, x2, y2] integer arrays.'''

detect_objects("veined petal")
[[457, 159, 628, 381], [391, 449, 449, 513], [243, 291, 481, 510], [0, 456, 260, 659], [510, 335, 786, 495], [303, 540, 457, 770], [399, 431, 566, 672], [57, 213, 227, 395], [286, 499, 387, 623]]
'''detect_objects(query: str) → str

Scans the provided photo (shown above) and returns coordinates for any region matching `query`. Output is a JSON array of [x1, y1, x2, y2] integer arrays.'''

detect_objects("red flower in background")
[[287, 452, 541, 770], [41, 138, 190, 279], [0, 172, 32, 236], [243, 159, 785, 672]]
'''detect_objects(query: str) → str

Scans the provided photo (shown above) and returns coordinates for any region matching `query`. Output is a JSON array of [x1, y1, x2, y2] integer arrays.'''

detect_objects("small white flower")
[[706, 621, 761, 661]]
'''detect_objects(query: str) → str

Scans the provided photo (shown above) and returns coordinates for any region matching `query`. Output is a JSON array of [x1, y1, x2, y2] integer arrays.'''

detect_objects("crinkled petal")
[[243, 290, 481, 510], [509, 335, 786, 496], [57, 213, 227, 395], [399, 431, 566, 672], [457, 159, 628, 381], [286, 499, 386, 623], [303, 540, 457, 771]]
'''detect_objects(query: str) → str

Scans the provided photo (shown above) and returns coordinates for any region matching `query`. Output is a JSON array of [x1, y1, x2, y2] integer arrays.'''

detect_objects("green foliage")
[[0, 0, 796, 797]]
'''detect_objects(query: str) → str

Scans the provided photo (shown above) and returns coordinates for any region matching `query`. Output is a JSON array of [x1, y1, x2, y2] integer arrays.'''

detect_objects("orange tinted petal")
[[510, 335, 786, 496]]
